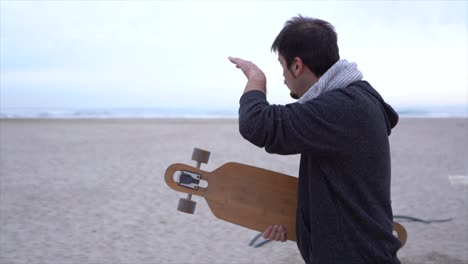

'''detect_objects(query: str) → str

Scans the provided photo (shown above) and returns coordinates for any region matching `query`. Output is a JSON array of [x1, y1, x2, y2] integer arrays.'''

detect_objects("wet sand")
[[0, 118, 467, 264]]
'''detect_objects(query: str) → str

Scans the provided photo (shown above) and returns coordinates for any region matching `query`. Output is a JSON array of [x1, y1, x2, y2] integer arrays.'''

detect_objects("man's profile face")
[[278, 54, 299, 99]]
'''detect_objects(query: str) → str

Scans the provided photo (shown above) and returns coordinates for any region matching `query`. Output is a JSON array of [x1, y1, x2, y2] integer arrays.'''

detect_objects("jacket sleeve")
[[238, 90, 348, 156]]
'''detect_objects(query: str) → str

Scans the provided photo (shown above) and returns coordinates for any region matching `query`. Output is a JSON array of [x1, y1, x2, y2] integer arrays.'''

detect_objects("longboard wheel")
[[393, 222, 407, 248], [177, 198, 197, 214], [192, 148, 210, 164]]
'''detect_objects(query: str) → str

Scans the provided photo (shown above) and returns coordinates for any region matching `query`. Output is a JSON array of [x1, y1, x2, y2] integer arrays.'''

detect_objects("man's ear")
[[291, 57, 304, 77]]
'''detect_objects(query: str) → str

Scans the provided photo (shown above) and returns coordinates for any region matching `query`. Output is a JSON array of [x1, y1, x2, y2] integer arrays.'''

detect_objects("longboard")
[[164, 148, 407, 246]]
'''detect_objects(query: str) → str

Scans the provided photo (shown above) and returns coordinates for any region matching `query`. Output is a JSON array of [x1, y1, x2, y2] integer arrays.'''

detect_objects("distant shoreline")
[[0, 105, 467, 119], [0, 118, 466, 125], [0, 118, 239, 124]]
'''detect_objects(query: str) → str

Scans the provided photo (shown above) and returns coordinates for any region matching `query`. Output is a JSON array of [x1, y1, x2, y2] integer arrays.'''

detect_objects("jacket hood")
[[353, 81, 399, 135]]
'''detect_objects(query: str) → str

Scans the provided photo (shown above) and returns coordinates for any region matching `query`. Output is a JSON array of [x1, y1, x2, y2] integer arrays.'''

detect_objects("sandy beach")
[[0, 118, 467, 264]]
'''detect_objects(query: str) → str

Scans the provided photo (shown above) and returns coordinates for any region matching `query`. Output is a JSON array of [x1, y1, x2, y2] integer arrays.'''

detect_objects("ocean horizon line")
[[0, 105, 467, 119]]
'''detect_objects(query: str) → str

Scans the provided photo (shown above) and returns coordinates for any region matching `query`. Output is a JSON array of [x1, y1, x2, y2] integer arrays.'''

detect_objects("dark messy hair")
[[271, 15, 340, 77]]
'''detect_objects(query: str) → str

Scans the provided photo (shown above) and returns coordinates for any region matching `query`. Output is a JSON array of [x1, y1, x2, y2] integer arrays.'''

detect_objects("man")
[[228, 15, 402, 263]]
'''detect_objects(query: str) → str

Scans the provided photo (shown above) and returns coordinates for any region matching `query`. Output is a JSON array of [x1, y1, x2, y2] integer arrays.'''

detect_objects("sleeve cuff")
[[239, 90, 266, 105]]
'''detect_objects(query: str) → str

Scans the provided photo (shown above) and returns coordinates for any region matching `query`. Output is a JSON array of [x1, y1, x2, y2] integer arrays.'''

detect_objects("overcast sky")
[[1, 0, 467, 110]]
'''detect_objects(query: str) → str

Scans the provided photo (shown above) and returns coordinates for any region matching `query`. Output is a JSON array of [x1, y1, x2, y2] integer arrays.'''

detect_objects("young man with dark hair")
[[229, 15, 402, 263]]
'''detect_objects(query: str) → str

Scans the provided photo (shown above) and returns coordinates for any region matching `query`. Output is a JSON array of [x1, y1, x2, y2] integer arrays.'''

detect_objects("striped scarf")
[[297, 59, 363, 103]]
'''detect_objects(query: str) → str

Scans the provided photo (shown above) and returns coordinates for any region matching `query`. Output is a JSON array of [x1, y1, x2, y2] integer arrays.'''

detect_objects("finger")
[[228, 56, 251, 69], [228, 57, 242, 70], [267, 225, 277, 240], [269, 226, 279, 240], [228, 56, 236, 64], [280, 226, 287, 242], [274, 226, 282, 241], [228, 56, 243, 65], [263, 226, 273, 239]]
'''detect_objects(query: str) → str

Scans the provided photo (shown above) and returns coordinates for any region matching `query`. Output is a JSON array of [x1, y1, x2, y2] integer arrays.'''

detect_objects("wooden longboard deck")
[[165, 162, 407, 246], [165, 162, 298, 241]]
